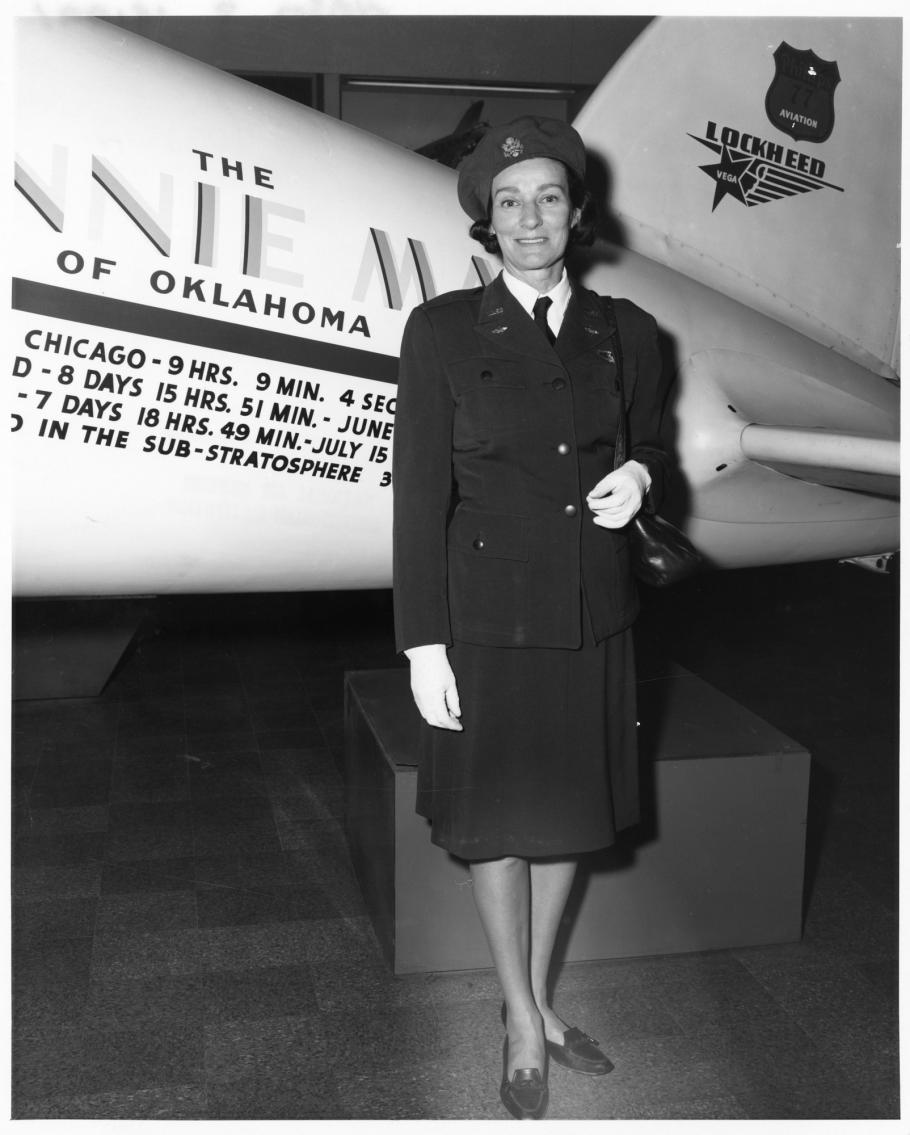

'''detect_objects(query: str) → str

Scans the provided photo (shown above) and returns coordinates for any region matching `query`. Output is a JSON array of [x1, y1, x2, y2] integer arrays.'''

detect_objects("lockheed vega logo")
[[690, 121, 844, 211], [690, 42, 844, 212]]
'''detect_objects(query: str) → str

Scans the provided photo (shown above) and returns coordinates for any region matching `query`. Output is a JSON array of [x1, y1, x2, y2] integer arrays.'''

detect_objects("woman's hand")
[[586, 460, 651, 529], [404, 644, 463, 731]]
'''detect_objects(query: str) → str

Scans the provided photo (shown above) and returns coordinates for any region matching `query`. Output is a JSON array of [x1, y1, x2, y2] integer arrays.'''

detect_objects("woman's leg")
[[470, 856, 545, 1076], [529, 857, 578, 1042]]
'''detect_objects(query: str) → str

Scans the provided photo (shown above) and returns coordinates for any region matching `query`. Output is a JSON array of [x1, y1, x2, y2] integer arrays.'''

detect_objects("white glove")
[[586, 460, 651, 529], [404, 643, 463, 731]]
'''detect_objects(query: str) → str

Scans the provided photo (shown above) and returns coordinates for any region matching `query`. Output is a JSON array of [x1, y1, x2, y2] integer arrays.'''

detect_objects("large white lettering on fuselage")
[[15, 143, 496, 329], [11, 115, 497, 513]]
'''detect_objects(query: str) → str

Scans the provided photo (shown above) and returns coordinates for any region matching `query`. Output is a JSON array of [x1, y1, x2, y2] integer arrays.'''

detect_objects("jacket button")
[[564, 504, 577, 517], [472, 537, 485, 550], [481, 370, 493, 381], [557, 442, 571, 455], [552, 377, 566, 390]]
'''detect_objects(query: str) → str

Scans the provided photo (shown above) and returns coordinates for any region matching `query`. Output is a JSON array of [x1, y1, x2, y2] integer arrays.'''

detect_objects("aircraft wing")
[[739, 426, 899, 498]]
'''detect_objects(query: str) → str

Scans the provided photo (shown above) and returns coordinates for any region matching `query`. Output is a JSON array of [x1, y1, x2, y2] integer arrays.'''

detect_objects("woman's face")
[[489, 157, 580, 289]]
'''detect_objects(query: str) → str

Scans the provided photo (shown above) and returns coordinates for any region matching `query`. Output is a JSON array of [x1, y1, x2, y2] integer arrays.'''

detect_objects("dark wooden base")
[[344, 664, 809, 974], [13, 598, 147, 700]]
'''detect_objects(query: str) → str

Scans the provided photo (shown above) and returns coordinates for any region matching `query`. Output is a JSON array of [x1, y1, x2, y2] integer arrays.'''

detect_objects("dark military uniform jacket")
[[392, 272, 670, 652]]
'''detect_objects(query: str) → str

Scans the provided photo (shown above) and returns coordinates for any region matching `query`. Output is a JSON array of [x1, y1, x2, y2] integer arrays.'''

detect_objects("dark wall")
[[101, 15, 652, 86]]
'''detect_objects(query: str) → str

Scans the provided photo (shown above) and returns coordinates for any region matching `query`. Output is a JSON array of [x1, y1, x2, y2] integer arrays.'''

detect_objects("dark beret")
[[456, 116, 587, 221]]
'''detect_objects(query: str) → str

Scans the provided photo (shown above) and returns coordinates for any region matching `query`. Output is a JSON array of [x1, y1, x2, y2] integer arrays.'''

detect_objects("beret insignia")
[[456, 116, 586, 221]]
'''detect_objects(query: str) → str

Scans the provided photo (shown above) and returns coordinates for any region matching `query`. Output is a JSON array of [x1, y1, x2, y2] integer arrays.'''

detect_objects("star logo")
[[689, 124, 844, 212], [700, 144, 755, 211]]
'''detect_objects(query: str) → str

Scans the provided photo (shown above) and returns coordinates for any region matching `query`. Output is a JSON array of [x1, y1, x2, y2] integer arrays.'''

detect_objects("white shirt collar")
[[500, 268, 572, 335]]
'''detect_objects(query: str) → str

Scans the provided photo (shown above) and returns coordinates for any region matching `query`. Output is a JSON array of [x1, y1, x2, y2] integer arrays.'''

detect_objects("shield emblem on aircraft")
[[765, 42, 840, 144]]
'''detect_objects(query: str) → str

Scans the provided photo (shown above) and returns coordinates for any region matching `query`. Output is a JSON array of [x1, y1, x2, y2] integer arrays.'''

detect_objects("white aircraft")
[[11, 16, 899, 599]]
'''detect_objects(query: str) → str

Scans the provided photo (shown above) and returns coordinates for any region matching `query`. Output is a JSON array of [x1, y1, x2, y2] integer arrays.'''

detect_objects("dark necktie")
[[532, 295, 556, 346]]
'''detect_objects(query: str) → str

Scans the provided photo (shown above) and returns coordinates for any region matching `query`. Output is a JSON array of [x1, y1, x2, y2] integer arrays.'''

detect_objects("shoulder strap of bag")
[[604, 296, 628, 469]]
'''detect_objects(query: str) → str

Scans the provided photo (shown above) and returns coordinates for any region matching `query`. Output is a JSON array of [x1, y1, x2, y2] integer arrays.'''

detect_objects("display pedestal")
[[13, 598, 147, 700], [343, 665, 809, 975]]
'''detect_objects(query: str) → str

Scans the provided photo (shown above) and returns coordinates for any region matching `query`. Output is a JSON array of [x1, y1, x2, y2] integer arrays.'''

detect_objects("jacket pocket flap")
[[450, 509, 529, 562], [447, 358, 527, 393]]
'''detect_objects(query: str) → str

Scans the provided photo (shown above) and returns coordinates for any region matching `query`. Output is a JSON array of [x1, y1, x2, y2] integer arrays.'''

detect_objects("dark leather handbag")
[[607, 299, 702, 587]]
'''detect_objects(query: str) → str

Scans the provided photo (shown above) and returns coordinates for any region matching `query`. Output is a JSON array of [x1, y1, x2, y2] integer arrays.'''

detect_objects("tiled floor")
[[11, 562, 899, 1119]]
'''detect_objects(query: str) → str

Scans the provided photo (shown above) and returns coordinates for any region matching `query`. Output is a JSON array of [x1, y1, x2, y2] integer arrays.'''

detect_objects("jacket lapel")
[[555, 285, 617, 363], [474, 274, 557, 364]]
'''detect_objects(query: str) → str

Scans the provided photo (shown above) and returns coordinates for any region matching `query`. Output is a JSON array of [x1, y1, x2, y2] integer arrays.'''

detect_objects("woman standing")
[[392, 116, 670, 1120]]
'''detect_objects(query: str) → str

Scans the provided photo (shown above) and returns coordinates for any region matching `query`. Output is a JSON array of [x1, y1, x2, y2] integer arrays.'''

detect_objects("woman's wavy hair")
[[468, 166, 598, 254]]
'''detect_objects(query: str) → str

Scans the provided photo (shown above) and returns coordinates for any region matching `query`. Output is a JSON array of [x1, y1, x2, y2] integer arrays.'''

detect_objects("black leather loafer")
[[500, 1036, 549, 1120], [500, 1002, 613, 1077], [546, 1027, 614, 1076]]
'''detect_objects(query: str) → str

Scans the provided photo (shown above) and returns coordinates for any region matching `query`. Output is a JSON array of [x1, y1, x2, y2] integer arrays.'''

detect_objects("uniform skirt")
[[415, 611, 640, 861]]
